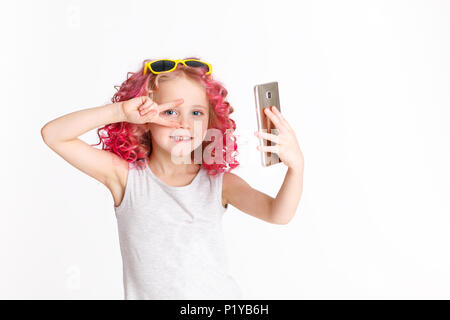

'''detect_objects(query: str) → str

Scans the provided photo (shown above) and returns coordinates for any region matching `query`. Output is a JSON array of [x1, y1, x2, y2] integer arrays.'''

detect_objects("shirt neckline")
[[144, 158, 203, 191]]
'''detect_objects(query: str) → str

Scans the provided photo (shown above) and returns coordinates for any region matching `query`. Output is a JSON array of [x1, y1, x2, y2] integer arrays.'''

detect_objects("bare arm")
[[40, 102, 127, 187], [41, 96, 184, 194], [223, 105, 305, 225], [270, 166, 303, 224], [222, 172, 275, 224], [41, 102, 126, 144], [222, 167, 303, 225]]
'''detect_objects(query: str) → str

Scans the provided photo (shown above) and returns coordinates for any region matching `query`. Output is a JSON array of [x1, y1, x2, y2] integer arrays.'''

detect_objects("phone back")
[[254, 81, 281, 167]]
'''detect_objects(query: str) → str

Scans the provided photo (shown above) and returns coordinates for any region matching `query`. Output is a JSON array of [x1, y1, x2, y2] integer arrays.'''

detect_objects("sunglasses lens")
[[151, 60, 176, 72], [185, 60, 210, 73]]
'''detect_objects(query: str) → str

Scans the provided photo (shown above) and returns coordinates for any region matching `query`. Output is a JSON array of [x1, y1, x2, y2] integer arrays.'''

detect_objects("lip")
[[170, 136, 193, 142]]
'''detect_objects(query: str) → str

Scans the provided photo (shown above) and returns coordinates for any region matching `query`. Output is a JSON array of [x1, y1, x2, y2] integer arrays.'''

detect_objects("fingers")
[[254, 130, 280, 144], [156, 119, 181, 128], [271, 106, 294, 132], [270, 106, 284, 120], [264, 106, 290, 133], [139, 101, 157, 116], [264, 107, 285, 132], [157, 98, 185, 112], [256, 144, 279, 153], [139, 97, 184, 115], [147, 113, 181, 128], [138, 97, 184, 127], [143, 116, 180, 128]]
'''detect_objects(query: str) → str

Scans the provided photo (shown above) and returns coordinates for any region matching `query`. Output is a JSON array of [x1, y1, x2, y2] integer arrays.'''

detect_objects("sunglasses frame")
[[143, 59, 213, 76]]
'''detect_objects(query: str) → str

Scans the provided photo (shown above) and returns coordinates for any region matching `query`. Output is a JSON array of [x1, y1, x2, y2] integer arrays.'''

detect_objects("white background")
[[2, 0, 450, 299]]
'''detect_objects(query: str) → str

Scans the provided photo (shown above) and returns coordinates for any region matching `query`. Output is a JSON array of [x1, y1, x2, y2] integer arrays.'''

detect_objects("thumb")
[[140, 95, 150, 104], [138, 96, 153, 109]]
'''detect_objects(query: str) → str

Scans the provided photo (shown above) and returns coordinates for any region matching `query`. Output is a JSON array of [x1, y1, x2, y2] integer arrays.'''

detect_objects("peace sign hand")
[[121, 96, 183, 128], [254, 106, 304, 172]]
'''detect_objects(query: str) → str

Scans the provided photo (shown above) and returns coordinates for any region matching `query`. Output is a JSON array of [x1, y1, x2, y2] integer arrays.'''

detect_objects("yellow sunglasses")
[[143, 59, 213, 76]]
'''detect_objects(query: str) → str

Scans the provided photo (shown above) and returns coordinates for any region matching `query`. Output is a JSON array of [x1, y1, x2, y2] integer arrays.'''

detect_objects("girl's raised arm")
[[40, 97, 184, 193], [41, 102, 129, 189], [223, 106, 304, 225]]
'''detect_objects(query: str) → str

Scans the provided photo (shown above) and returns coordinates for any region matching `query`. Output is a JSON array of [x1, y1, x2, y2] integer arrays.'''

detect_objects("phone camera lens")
[[266, 91, 272, 99]]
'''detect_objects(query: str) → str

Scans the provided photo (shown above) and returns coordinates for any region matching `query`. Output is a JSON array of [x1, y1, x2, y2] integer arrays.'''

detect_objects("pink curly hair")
[[91, 57, 239, 176]]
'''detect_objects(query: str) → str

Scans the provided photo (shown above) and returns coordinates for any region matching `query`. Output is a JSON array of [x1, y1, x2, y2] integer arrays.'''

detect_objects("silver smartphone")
[[254, 81, 281, 167]]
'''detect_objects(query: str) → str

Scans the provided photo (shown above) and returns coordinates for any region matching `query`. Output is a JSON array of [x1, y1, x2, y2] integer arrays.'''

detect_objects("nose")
[[177, 114, 191, 130], [171, 115, 192, 137]]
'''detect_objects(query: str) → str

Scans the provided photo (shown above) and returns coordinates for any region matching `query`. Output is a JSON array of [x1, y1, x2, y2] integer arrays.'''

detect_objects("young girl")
[[41, 57, 304, 300]]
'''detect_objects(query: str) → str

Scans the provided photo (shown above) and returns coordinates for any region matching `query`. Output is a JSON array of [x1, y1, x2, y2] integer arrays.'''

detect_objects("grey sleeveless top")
[[113, 160, 243, 300]]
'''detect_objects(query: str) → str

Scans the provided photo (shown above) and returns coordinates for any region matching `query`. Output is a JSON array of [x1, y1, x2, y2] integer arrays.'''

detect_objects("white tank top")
[[113, 159, 243, 300]]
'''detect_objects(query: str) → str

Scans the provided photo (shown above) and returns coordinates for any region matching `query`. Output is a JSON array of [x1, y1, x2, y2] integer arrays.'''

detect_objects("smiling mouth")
[[170, 136, 193, 142]]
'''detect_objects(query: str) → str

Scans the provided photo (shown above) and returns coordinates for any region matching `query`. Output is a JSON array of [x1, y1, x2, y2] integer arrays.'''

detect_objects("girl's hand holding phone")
[[121, 96, 184, 127], [254, 106, 304, 172]]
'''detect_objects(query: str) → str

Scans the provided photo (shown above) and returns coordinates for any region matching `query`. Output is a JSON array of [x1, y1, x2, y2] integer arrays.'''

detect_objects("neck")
[[148, 144, 199, 176]]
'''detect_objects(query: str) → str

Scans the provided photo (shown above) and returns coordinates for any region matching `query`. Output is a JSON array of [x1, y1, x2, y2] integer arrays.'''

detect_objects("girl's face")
[[147, 75, 210, 161]]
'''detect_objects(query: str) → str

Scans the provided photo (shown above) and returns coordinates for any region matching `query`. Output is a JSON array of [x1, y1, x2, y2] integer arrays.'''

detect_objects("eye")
[[193, 111, 204, 116], [164, 109, 177, 116]]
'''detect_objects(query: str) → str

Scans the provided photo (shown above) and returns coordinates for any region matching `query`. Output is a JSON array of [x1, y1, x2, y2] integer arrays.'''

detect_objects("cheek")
[[199, 119, 209, 140], [148, 126, 171, 143], [203, 116, 210, 131]]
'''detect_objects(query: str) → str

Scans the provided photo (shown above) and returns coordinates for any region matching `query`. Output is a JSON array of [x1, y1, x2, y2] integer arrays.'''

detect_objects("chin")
[[170, 145, 193, 158]]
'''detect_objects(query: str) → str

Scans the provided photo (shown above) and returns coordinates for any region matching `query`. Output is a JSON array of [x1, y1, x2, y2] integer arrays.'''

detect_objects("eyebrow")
[[171, 104, 207, 110], [191, 104, 207, 109]]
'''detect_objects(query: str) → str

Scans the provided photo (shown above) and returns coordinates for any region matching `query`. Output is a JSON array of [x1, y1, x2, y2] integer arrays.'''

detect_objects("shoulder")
[[223, 171, 247, 186], [222, 171, 250, 200]]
